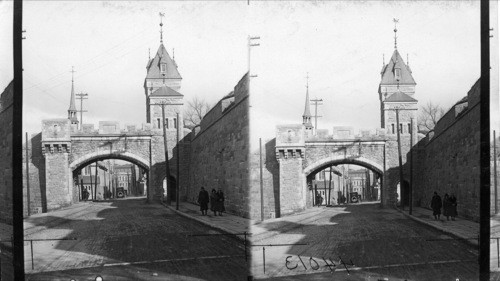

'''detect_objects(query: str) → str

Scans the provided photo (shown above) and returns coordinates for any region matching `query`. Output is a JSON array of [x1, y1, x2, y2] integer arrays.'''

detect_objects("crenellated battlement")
[[67, 121, 164, 136], [305, 126, 387, 142]]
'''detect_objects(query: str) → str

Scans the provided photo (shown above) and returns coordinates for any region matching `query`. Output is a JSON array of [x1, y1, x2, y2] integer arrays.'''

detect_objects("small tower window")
[[174, 118, 177, 129], [160, 63, 167, 73], [391, 124, 395, 134], [407, 123, 411, 134], [156, 118, 161, 129], [395, 68, 401, 80], [400, 124, 403, 134], [165, 118, 169, 129]]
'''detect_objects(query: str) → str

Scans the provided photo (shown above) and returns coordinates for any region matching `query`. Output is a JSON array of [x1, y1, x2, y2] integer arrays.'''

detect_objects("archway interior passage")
[[306, 162, 382, 206], [72, 156, 149, 202]]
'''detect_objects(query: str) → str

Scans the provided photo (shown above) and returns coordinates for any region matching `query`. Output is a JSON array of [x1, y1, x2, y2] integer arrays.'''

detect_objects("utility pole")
[[495, 130, 498, 214], [328, 166, 332, 206], [76, 92, 88, 130], [248, 36, 260, 77], [25, 132, 30, 216], [409, 118, 414, 215], [395, 108, 404, 210], [159, 101, 172, 204], [310, 98, 323, 135], [176, 112, 180, 210]]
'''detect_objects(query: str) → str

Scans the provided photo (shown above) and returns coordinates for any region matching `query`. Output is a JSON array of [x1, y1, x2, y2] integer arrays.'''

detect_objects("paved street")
[[250, 202, 479, 280], [23, 198, 247, 281]]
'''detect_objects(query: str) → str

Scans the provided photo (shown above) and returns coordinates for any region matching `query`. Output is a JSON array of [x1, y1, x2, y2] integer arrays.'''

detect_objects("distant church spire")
[[393, 18, 399, 49], [68, 66, 79, 126], [302, 73, 313, 130], [159, 12, 165, 44]]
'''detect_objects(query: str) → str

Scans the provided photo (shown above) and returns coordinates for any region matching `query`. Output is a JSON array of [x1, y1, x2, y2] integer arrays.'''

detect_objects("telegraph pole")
[[409, 118, 414, 215], [310, 98, 323, 135], [159, 101, 172, 204], [76, 92, 88, 130], [176, 112, 180, 210], [395, 108, 404, 210], [248, 36, 260, 77]]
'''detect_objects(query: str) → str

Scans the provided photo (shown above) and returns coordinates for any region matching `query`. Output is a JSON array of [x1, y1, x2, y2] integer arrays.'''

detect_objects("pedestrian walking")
[[217, 188, 225, 216], [449, 193, 458, 221], [197, 186, 210, 216], [443, 193, 451, 221], [210, 189, 218, 216], [430, 191, 442, 220], [82, 188, 89, 201]]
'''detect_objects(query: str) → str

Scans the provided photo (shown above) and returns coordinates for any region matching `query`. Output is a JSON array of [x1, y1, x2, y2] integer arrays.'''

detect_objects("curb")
[[396, 208, 478, 247], [161, 203, 247, 242]]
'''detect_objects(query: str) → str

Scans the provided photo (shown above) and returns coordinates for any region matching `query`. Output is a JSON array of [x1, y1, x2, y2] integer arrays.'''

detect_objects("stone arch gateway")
[[274, 124, 410, 216], [37, 118, 185, 211]]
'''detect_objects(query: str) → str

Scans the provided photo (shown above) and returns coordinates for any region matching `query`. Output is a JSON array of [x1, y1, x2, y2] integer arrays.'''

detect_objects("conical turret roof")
[[146, 44, 182, 80], [380, 49, 415, 85]]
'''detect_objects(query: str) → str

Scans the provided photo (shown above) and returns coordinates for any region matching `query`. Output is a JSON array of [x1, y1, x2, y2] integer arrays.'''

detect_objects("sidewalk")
[[397, 206, 479, 246], [167, 202, 480, 248], [163, 202, 253, 241]]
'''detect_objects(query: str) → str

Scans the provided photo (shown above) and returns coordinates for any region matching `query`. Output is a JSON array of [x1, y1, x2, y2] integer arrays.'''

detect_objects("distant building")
[[114, 164, 141, 196]]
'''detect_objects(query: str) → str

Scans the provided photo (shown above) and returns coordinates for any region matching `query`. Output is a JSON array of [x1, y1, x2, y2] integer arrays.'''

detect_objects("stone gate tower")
[[379, 21, 418, 136], [144, 16, 183, 129]]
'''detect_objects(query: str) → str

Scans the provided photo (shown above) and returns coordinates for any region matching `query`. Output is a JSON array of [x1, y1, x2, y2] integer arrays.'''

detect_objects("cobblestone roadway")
[[250, 203, 479, 281], [24, 198, 247, 281]]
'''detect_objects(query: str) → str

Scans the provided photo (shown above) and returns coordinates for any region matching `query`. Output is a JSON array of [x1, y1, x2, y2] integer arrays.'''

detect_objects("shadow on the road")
[[24, 198, 248, 280], [253, 203, 479, 280]]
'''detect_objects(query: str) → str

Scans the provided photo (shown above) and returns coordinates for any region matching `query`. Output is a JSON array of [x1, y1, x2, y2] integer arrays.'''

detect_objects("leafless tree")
[[184, 96, 211, 129], [418, 101, 446, 134]]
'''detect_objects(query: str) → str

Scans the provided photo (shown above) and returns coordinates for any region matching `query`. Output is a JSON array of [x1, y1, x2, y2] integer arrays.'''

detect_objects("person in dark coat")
[[430, 191, 442, 220], [217, 188, 225, 216], [449, 193, 458, 221], [197, 186, 210, 216], [210, 189, 218, 216], [443, 193, 451, 220]]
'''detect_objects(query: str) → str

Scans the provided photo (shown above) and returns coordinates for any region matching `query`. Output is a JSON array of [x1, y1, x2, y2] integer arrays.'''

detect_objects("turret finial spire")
[[306, 72, 309, 91], [68, 66, 78, 123], [159, 12, 165, 44], [383, 54, 385, 66], [393, 18, 399, 49]]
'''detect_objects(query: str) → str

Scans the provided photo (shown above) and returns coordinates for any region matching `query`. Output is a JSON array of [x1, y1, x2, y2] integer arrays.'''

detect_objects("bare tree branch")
[[183, 96, 211, 129], [417, 101, 446, 134]]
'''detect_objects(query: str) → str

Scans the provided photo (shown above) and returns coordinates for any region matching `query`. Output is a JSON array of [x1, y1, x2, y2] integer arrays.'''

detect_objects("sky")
[[0, 1, 497, 141]]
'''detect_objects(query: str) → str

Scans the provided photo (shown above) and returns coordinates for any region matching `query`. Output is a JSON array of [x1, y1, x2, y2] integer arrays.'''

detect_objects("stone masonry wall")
[[188, 74, 249, 218], [411, 80, 480, 222], [22, 134, 45, 216], [0, 81, 13, 225], [279, 158, 306, 216], [248, 138, 280, 220]]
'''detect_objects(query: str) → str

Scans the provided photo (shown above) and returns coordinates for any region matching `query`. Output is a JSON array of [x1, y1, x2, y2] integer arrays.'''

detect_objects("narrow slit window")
[[391, 124, 395, 134], [407, 123, 411, 134], [400, 124, 403, 134], [174, 118, 177, 129], [157, 118, 161, 129], [165, 118, 169, 129]]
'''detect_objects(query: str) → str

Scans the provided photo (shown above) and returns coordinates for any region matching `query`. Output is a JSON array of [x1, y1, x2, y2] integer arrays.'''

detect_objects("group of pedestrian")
[[315, 192, 323, 207], [430, 191, 457, 221], [197, 186, 225, 216]]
